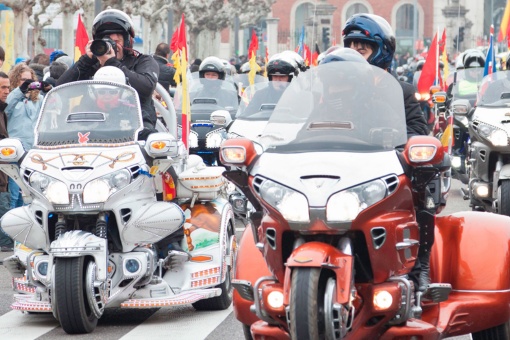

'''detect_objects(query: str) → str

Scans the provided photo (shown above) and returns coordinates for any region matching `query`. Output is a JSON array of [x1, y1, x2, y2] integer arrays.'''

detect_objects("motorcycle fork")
[[54, 212, 109, 240]]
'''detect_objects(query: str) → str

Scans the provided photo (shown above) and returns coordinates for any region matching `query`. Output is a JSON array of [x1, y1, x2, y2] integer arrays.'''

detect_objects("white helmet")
[[93, 66, 127, 85]]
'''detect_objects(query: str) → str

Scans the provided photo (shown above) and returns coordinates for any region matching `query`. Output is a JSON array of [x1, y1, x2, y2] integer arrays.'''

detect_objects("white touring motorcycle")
[[0, 81, 236, 334]]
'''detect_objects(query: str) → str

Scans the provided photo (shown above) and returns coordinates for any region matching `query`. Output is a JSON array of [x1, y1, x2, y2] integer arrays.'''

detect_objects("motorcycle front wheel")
[[54, 257, 99, 334], [472, 320, 510, 340], [498, 180, 510, 216], [289, 268, 328, 339]]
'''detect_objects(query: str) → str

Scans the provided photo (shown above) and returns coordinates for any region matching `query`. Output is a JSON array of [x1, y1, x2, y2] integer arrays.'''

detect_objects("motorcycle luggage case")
[[177, 165, 226, 200]]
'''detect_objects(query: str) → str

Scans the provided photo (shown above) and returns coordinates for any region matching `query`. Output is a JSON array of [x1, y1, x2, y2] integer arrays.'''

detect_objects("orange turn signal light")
[[1, 147, 15, 157], [222, 147, 246, 163], [150, 141, 167, 150], [409, 145, 436, 162]]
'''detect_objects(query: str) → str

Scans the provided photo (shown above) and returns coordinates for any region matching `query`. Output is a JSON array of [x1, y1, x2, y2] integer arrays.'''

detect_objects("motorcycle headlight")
[[83, 169, 131, 204], [488, 129, 508, 146], [327, 179, 387, 222], [29, 172, 69, 205], [205, 129, 226, 149], [259, 180, 309, 222]]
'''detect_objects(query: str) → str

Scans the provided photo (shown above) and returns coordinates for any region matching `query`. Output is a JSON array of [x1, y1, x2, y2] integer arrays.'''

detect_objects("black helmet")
[[463, 49, 485, 69], [92, 9, 135, 49], [342, 13, 396, 70], [266, 56, 298, 82], [199, 56, 226, 80]]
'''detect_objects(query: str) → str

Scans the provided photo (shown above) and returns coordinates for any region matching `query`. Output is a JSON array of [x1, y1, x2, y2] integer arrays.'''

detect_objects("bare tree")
[[29, 1, 61, 55], [3, 0, 37, 59], [58, 0, 93, 58], [171, 0, 274, 59]]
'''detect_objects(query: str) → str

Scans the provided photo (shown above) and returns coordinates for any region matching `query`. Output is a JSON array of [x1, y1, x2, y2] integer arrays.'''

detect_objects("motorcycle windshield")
[[259, 62, 408, 151], [35, 81, 142, 147], [189, 79, 239, 110], [236, 81, 289, 120], [451, 68, 484, 101], [477, 71, 510, 107]]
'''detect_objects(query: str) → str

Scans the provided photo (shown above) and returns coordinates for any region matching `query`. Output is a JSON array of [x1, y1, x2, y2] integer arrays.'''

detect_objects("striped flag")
[[484, 25, 497, 77], [499, 0, 510, 43]]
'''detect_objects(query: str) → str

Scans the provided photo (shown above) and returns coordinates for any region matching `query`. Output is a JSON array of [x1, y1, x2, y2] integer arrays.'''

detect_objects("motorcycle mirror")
[[220, 138, 258, 167], [403, 135, 444, 166], [0, 138, 25, 162], [210, 110, 232, 127], [144, 132, 182, 158], [451, 99, 471, 116]]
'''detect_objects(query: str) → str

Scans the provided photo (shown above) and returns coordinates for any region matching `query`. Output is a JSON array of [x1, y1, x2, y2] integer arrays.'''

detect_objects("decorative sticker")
[[78, 132, 90, 144]]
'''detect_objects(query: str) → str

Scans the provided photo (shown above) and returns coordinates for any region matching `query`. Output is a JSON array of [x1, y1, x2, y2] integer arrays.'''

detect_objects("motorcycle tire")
[[192, 224, 234, 311], [55, 256, 98, 334], [499, 181, 510, 216], [472, 321, 510, 340], [289, 267, 327, 339], [242, 323, 253, 340]]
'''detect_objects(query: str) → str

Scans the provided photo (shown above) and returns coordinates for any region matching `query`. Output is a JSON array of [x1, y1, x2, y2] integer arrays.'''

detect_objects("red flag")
[[312, 43, 320, 66], [171, 15, 187, 58], [439, 28, 446, 55], [303, 43, 311, 66], [417, 32, 440, 94], [74, 14, 89, 61], [499, 0, 510, 42], [248, 29, 258, 59]]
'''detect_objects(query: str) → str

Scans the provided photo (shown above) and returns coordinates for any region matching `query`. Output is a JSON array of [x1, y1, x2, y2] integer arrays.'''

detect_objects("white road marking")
[[0, 310, 58, 339], [120, 305, 233, 340]]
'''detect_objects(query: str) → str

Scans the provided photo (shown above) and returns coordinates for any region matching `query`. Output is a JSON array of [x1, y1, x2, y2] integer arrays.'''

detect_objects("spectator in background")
[[0, 71, 12, 252], [49, 50, 67, 64], [153, 42, 176, 93], [0, 46, 5, 70], [44, 60, 69, 88], [6, 63, 44, 209], [190, 58, 202, 73], [29, 53, 50, 81]]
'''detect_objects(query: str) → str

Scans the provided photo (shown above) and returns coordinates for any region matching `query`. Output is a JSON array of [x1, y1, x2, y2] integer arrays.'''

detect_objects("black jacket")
[[0, 102, 8, 192], [57, 53, 160, 140], [153, 54, 176, 92], [400, 80, 429, 138]]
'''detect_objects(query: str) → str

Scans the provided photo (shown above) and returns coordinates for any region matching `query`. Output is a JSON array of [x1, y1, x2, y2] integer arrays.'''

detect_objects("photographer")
[[57, 8, 159, 140], [6, 64, 47, 208]]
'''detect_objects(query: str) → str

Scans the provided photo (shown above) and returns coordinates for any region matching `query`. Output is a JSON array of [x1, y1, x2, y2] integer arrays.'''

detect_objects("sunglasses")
[[97, 89, 120, 95]]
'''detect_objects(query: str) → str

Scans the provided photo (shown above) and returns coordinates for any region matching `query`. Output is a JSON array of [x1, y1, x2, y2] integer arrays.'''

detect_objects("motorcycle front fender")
[[284, 242, 353, 305], [49, 230, 108, 281]]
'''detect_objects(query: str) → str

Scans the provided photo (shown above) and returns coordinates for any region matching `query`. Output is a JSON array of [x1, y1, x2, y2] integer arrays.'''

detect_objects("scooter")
[[223, 62, 510, 339], [1, 80, 236, 334]]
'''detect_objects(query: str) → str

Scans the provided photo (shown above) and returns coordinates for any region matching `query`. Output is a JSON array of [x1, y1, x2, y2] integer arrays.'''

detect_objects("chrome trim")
[[252, 276, 279, 325]]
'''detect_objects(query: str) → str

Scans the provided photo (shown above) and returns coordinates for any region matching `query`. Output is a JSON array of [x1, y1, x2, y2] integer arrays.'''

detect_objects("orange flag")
[[499, 0, 510, 42], [74, 14, 89, 62]]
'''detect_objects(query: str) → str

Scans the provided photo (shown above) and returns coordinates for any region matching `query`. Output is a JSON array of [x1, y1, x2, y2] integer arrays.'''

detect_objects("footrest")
[[422, 283, 452, 303], [120, 288, 222, 308], [11, 294, 52, 312]]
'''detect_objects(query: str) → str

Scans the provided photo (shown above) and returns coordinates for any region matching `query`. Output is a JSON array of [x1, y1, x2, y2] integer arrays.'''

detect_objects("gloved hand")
[[19, 79, 34, 94], [40, 81, 52, 92]]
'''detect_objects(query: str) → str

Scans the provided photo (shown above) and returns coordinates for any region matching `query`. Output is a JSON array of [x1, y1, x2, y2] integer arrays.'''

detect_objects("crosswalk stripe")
[[120, 305, 233, 340], [0, 310, 58, 339]]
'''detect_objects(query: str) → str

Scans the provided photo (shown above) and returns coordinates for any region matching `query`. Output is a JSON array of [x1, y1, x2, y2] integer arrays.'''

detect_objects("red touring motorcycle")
[[221, 62, 510, 339]]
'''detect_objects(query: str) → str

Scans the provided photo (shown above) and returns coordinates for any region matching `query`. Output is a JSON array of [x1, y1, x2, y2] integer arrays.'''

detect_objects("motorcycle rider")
[[57, 8, 159, 141], [451, 49, 485, 99], [343, 13, 433, 292], [240, 54, 299, 117], [193, 56, 239, 108]]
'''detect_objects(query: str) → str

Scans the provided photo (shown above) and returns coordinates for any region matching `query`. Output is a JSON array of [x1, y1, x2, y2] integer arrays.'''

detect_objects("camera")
[[28, 82, 42, 90], [90, 37, 117, 57]]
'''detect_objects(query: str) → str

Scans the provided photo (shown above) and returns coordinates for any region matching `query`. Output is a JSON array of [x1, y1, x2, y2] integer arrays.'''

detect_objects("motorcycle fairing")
[[433, 211, 510, 290], [250, 150, 404, 207]]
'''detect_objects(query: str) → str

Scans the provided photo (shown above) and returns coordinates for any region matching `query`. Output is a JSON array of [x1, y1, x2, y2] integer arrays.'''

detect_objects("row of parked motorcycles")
[[3, 58, 510, 339]]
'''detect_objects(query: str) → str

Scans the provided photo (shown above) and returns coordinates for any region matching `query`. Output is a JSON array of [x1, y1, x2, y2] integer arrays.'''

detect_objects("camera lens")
[[90, 40, 110, 57]]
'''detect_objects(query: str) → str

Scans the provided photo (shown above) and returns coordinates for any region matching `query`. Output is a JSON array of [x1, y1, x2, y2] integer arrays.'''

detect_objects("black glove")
[[19, 79, 34, 94], [40, 81, 52, 92]]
